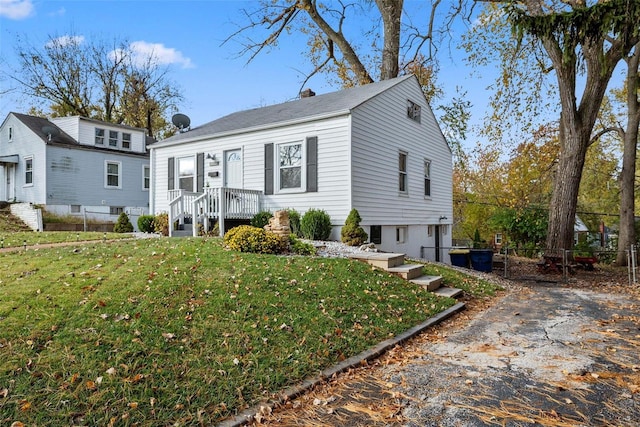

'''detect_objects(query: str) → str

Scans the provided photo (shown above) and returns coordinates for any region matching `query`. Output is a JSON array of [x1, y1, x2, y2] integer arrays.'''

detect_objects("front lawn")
[[0, 237, 496, 425], [0, 231, 131, 249]]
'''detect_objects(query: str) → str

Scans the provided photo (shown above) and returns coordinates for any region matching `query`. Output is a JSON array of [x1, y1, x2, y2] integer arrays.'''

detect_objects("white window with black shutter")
[[167, 154, 204, 192], [265, 136, 317, 195]]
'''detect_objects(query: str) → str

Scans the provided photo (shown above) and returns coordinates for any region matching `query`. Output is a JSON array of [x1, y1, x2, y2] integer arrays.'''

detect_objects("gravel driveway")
[[249, 283, 640, 426]]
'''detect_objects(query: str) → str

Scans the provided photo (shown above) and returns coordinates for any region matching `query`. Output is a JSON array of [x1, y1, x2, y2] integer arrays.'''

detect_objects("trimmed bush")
[[286, 208, 301, 236], [300, 209, 332, 240], [154, 212, 169, 236], [223, 225, 287, 254], [289, 234, 317, 255], [137, 215, 155, 233], [341, 208, 368, 246], [113, 212, 134, 233], [251, 211, 273, 229]]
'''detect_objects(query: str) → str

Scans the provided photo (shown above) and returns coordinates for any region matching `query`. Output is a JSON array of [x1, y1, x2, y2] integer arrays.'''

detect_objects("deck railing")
[[168, 187, 262, 237]]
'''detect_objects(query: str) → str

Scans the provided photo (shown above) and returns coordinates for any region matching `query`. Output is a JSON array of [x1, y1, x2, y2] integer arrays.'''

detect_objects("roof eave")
[[150, 109, 352, 149]]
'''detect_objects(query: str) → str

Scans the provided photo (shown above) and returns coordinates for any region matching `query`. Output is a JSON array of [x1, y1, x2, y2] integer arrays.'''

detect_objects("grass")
[[0, 231, 132, 249], [0, 237, 500, 425]]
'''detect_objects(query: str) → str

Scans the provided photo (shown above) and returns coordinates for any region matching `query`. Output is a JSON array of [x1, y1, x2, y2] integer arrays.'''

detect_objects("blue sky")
[[0, 0, 491, 139]]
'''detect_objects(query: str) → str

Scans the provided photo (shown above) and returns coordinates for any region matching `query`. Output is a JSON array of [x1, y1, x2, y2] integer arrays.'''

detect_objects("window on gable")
[[424, 159, 431, 197], [105, 161, 121, 188], [95, 128, 105, 145], [25, 157, 33, 185], [143, 165, 150, 190], [109, 130, 118, 147], [122, 132, 131, 149], [399, 151, 408, 193], [407, 100, 421, 123], [8, 127, 13, 141], [278, 142, 303, 191]]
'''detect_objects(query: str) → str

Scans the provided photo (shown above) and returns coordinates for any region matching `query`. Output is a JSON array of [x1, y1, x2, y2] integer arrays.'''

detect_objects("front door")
[[5, 164, 15, 202], [224, 149, 242, 188], [435, 225, 441, 262]]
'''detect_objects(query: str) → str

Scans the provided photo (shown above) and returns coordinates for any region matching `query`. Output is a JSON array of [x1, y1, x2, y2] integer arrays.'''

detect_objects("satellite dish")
[[172, 113, 191, 131], [41, 125, 59, 141]]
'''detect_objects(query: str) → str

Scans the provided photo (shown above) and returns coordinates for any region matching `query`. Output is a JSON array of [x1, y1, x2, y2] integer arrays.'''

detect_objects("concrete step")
[[348, 252, 406, 269], [387, 263, 424, 280], [410, 275, 443, 291], [433, 286, 464, 299]]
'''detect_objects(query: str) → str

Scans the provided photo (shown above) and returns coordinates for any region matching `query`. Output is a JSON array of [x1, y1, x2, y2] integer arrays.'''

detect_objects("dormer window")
[[122, 133, 131, 149], [407, 100, 421, 123], [95, 128, 105, 145], [109, 130, 118, 147]]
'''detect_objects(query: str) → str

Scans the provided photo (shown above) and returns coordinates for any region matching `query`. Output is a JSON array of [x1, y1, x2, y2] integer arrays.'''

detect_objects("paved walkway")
[[248, 285, 640, 426]]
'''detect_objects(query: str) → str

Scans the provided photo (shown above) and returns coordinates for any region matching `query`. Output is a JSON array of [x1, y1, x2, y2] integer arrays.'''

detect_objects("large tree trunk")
[[616, 43, 640, 266], [546, 124, 589, 254], [376, 0, 403, 80]]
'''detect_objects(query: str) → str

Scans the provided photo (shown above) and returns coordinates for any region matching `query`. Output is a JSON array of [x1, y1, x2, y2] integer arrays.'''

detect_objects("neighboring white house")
[[0, 113, 150, 228], [149, 75, 453, 261]]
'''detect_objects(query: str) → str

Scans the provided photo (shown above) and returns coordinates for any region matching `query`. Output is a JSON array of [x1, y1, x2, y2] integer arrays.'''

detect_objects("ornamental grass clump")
[[224, 225, 287, 254], [341, 208, 368, 246]]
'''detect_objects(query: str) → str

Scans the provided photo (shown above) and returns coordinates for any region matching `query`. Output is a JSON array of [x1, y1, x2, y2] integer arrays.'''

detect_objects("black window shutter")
[[264, 143, 274, 195], [196, 152, 204, 192], [168, 157, 175, 190], [306, 136, 318, 192]]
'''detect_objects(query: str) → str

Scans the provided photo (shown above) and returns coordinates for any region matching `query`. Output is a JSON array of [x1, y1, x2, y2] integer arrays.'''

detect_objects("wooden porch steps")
[[348, 252, 463, 299]]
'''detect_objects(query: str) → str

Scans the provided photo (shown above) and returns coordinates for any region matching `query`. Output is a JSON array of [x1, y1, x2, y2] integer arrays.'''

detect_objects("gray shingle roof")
[[12, 112, 77, 146], [153, 75, 414, 146]]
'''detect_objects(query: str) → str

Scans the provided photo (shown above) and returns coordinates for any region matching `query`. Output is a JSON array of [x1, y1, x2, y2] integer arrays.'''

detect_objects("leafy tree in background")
[[6, 32, 183, 139]]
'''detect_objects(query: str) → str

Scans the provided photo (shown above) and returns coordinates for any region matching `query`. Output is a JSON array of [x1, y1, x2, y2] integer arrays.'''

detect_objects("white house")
[[0, 113, 150, 227], [149, 75, 453, 261]]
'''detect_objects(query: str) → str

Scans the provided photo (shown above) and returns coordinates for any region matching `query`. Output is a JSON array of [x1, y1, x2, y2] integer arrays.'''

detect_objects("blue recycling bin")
[[469, 249, 493, 272]]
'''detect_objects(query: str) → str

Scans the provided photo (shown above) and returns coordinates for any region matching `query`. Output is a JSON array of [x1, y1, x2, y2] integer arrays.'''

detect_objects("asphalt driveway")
[[247, 284, 640, 426]]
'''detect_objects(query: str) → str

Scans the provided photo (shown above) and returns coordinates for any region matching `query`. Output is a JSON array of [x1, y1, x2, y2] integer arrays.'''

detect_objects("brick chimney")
[[300, 88, 316, 98]]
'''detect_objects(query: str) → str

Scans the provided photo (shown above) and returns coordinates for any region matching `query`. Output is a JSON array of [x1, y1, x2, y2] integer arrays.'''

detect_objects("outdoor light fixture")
[[439, 216, 448, 221]]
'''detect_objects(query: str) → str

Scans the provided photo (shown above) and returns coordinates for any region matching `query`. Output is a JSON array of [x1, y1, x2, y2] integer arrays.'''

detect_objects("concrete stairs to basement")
[[348, 252, 463, 299]]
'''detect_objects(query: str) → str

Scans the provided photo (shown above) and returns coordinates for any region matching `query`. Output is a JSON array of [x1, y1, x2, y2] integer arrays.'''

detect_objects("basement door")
[[224, 149, 242, 188]]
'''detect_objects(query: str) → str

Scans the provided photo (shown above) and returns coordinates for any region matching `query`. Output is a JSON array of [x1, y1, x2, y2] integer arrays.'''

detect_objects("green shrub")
[[300, 209, 332, 240], [289, 234, 317, 255], [286, 208, 301, 236], [251, 211, 273, 229], [137, 215, 155, 233], [223, 225, 287, 254], [341, 209, 368, 246], [154, 212, 169, 236], [113, 212, 134, 233]]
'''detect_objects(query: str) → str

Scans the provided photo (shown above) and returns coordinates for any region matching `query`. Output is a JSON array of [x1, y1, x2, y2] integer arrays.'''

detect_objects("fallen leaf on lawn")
[[19, 400, 31, 411], [128, 402, 138, 409], [124, 374, 144, 384], [106, 367, 116, 375], [11, 422, 25, 427], [1, 388, 8, 398], [86, 380, 96, 390], [95, 376, 103, 385], [162, 333, 175, 340]]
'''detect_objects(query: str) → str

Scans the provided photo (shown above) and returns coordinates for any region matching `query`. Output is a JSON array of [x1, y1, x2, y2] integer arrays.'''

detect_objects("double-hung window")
[[143, 165, 150, 190], [109, 130, 118, 147], [105, 161, 121, 189], [407, 100, 421, 123], [399, 151, 408, 193], [122, 133, 131, 149], [95, 128, 105, 145], [178, 156, 194, 191], [25, 157, 33, 185], [424, 160, 431, 197], [278, 142, 303, 191]]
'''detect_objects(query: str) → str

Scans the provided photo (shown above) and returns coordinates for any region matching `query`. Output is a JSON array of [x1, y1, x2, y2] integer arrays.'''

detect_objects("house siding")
[[350, 78, 453, 257], [46, 145, 149, 208], [151, 115, 352, 235], [0, 114, 48, 203]]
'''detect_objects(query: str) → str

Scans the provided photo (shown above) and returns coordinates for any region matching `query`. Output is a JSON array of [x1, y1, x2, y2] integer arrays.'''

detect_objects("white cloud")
[[0, 0, 34, 20], [129, 41, 194, 69], [45, 35, 85, 48]]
